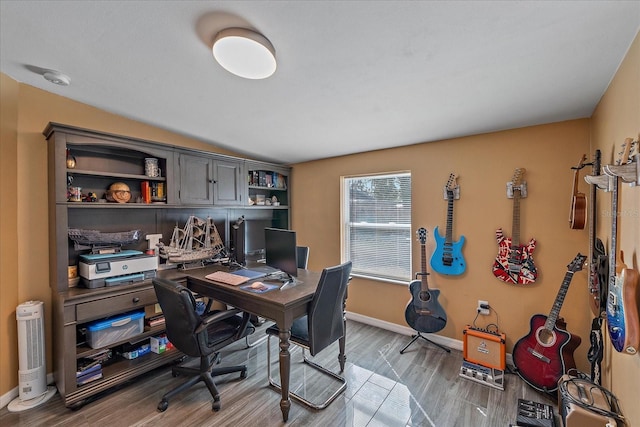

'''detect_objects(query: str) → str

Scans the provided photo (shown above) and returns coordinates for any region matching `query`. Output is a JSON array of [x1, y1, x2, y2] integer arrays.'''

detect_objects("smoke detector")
[[43, 71, 70, 86]]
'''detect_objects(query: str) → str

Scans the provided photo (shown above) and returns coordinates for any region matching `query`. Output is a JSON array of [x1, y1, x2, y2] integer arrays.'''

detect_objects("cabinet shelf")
[[68, 168, 167, 182], [248, 185, 287, 190], [76, 324, 169, 359], [75, 348, 182, 391], [65, 202, 170, 208]]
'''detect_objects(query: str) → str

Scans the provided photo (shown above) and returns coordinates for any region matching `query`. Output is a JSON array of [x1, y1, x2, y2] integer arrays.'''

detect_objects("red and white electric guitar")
[[492, 168, 538, 285]]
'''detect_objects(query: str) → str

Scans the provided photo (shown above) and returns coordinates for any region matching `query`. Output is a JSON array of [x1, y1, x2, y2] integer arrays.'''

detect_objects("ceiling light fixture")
[[43, 70, 71, 86], [212, 28, 276, 79]]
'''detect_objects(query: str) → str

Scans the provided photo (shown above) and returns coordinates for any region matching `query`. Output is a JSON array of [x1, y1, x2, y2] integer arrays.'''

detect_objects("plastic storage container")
[[86, 310, 145, 349]]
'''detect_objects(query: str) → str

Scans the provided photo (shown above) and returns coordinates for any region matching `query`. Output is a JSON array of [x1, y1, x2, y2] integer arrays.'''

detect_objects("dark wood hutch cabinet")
[[44, 123, 290, 408]]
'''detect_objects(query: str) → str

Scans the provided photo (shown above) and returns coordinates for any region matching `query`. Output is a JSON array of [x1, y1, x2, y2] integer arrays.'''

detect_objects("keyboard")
[[205, 271, 250, 286]]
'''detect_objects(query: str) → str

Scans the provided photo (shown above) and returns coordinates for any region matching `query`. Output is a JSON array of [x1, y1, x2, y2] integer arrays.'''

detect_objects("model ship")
[[158, 216, 225, 265]]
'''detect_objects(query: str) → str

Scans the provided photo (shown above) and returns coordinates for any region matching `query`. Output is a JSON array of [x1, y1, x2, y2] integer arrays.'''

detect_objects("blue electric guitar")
[[431, 173, 466, 275]]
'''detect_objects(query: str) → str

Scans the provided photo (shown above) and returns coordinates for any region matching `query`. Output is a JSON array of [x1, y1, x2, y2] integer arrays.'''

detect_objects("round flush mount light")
[[43, 71, 71, 86], [212, 28, 276, 79]]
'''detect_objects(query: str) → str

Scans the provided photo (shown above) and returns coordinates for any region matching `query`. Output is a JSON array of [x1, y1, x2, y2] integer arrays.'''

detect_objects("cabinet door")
[[213, 159, 243, 205], [178, 154, 213, 205]]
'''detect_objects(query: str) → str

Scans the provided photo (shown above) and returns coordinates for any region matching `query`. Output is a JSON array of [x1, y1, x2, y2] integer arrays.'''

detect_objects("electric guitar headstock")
[[444, 173, 459, 200], [567, 253, 587, 273], [507, 168, 527, 198], [417, 227, 427, 245]]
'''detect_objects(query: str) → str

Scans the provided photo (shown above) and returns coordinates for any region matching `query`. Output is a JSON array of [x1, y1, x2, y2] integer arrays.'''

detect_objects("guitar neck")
[[609, 178, 619, 288], [544, 270, 576, 329], [420, 243, 430, 290], [445, 194, 454, 243], [588, 150, 601, 262], [512, 193, 521, 246]]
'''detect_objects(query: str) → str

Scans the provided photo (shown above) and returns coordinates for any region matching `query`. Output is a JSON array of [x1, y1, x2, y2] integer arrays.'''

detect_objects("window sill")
[[350, 273, 408, 286]]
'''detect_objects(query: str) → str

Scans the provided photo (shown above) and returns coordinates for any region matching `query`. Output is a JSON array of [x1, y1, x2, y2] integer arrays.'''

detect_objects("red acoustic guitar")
[[569, 154, 586, 229], [512, 253, 585, 393]]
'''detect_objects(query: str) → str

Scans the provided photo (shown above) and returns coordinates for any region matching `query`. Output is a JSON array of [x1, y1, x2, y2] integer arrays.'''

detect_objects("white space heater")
[[7, 301, 56, 412]]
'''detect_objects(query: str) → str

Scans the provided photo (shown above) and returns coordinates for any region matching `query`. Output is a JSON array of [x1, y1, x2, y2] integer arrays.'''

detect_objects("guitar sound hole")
[[536, 328, 555, 346], [419, 291, 432, 302]]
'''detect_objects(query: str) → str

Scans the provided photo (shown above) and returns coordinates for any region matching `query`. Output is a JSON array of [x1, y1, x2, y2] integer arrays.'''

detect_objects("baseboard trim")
[[345, 311, 514, 367], [0, 373, 56, 410]]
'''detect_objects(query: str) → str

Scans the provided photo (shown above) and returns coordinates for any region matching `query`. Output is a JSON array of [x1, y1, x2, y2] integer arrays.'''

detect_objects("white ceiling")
[[1, 1, 639, 164]]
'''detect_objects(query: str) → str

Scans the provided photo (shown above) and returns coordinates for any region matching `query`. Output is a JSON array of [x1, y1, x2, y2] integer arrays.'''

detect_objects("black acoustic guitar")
[[404, 228, 447, 333]]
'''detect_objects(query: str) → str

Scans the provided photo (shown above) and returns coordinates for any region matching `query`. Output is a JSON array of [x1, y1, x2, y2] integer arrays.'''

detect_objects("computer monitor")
[[264, 227, 298, 278]]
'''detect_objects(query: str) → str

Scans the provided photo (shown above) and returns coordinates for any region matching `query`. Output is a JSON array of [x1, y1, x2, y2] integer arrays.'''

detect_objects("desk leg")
[[338, 295, 347, 372], [279, 329, 291, 422]]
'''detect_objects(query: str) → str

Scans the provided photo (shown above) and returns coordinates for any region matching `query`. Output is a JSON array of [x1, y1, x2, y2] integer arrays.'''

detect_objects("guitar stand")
[[400, 332, 451, 354]]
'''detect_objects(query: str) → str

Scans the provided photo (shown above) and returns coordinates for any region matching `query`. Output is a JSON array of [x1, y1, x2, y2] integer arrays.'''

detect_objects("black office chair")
[[152, 278, 255, 412], [265, 260, 352, 409], [296, 246, 310, 269]]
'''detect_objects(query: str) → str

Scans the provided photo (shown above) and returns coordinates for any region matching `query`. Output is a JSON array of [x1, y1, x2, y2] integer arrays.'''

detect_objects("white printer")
[[79, 250, 158, 288]]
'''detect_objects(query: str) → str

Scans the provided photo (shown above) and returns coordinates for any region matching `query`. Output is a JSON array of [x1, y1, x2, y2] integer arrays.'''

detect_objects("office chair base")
[[267, 335, 346, 410], [157, 356, 247, 412], [399, 332, 451, 354]]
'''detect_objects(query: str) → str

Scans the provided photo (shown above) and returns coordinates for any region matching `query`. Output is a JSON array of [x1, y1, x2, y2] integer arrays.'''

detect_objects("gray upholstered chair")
[[152, 278, 254, 412], [296, 246, 310, 269], [265, 260, 352, 409]]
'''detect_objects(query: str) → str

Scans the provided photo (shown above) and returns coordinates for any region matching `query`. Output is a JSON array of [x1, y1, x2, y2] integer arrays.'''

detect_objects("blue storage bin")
[[86, 310, 145, 349]]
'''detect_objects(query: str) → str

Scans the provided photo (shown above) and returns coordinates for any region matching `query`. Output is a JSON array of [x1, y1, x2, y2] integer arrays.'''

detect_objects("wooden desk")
[[186, 266, 345, 422]]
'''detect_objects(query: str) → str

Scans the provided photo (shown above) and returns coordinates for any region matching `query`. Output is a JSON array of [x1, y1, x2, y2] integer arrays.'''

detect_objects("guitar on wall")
[[569, 154, 587, 229], [512, 253, 585, 393], [404, 228, 447, 333], [606, 138, 640, 354], [586, 149, 609, 318], [431, 173, 466, 275], [492, 168, 538, 285]]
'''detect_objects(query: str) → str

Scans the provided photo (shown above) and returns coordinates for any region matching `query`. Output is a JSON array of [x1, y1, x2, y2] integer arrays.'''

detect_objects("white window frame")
[[341, 171, 412, 283]]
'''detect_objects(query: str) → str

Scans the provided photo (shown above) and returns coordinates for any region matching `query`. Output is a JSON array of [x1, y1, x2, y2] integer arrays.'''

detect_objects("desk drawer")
[[76, 288, 157, 323]]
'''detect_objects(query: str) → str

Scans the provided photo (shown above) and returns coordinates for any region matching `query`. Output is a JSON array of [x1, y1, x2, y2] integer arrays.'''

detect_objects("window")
[[342, 172, 412, 282]]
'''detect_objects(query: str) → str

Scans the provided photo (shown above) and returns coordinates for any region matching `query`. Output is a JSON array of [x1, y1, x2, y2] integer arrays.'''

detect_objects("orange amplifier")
[[462, 325, 506, 370]]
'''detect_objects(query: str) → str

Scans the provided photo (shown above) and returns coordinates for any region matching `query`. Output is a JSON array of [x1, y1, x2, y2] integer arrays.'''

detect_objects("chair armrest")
[[195, 308, 242, 334]]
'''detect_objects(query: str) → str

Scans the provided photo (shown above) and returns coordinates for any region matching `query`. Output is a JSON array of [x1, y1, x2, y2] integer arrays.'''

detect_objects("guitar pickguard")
[[492, 229, 537, 285]]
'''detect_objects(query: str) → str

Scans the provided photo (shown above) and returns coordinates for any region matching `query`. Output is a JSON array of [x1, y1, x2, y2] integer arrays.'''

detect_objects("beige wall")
[[590, 32, 639, 425], [0, 74, 20, 396], [292, 119, 592, 361]]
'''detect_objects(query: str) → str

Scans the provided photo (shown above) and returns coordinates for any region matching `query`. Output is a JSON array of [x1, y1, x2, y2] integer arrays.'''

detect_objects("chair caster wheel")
[[212, 400, 221, 411], [158, 399, 168, 412], [240, 369, 247, 379]]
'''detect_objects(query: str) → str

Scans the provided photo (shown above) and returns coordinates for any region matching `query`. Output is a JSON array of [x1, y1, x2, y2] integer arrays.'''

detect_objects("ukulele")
[[404, 228, 447, 333], [606, 138, 640, 354], [569, 154, 587, 229], [431, 173, 466, 275], [586, 149, 608, 317], [492, 168, 538, 285], [512, 253, 585, 393]]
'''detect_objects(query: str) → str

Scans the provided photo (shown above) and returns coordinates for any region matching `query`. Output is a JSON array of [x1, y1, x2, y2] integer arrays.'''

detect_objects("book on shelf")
[[76, 362, 102, 377], [77, 371, 103, 386], [146, 315, 165, 327]]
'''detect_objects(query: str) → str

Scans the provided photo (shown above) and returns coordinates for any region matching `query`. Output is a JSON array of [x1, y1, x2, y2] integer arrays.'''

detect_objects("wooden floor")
[[0, 320, 558, 426]]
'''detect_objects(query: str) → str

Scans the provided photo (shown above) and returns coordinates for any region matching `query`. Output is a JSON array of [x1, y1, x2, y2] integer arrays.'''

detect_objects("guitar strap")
[[588, 317, 604, 385]]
